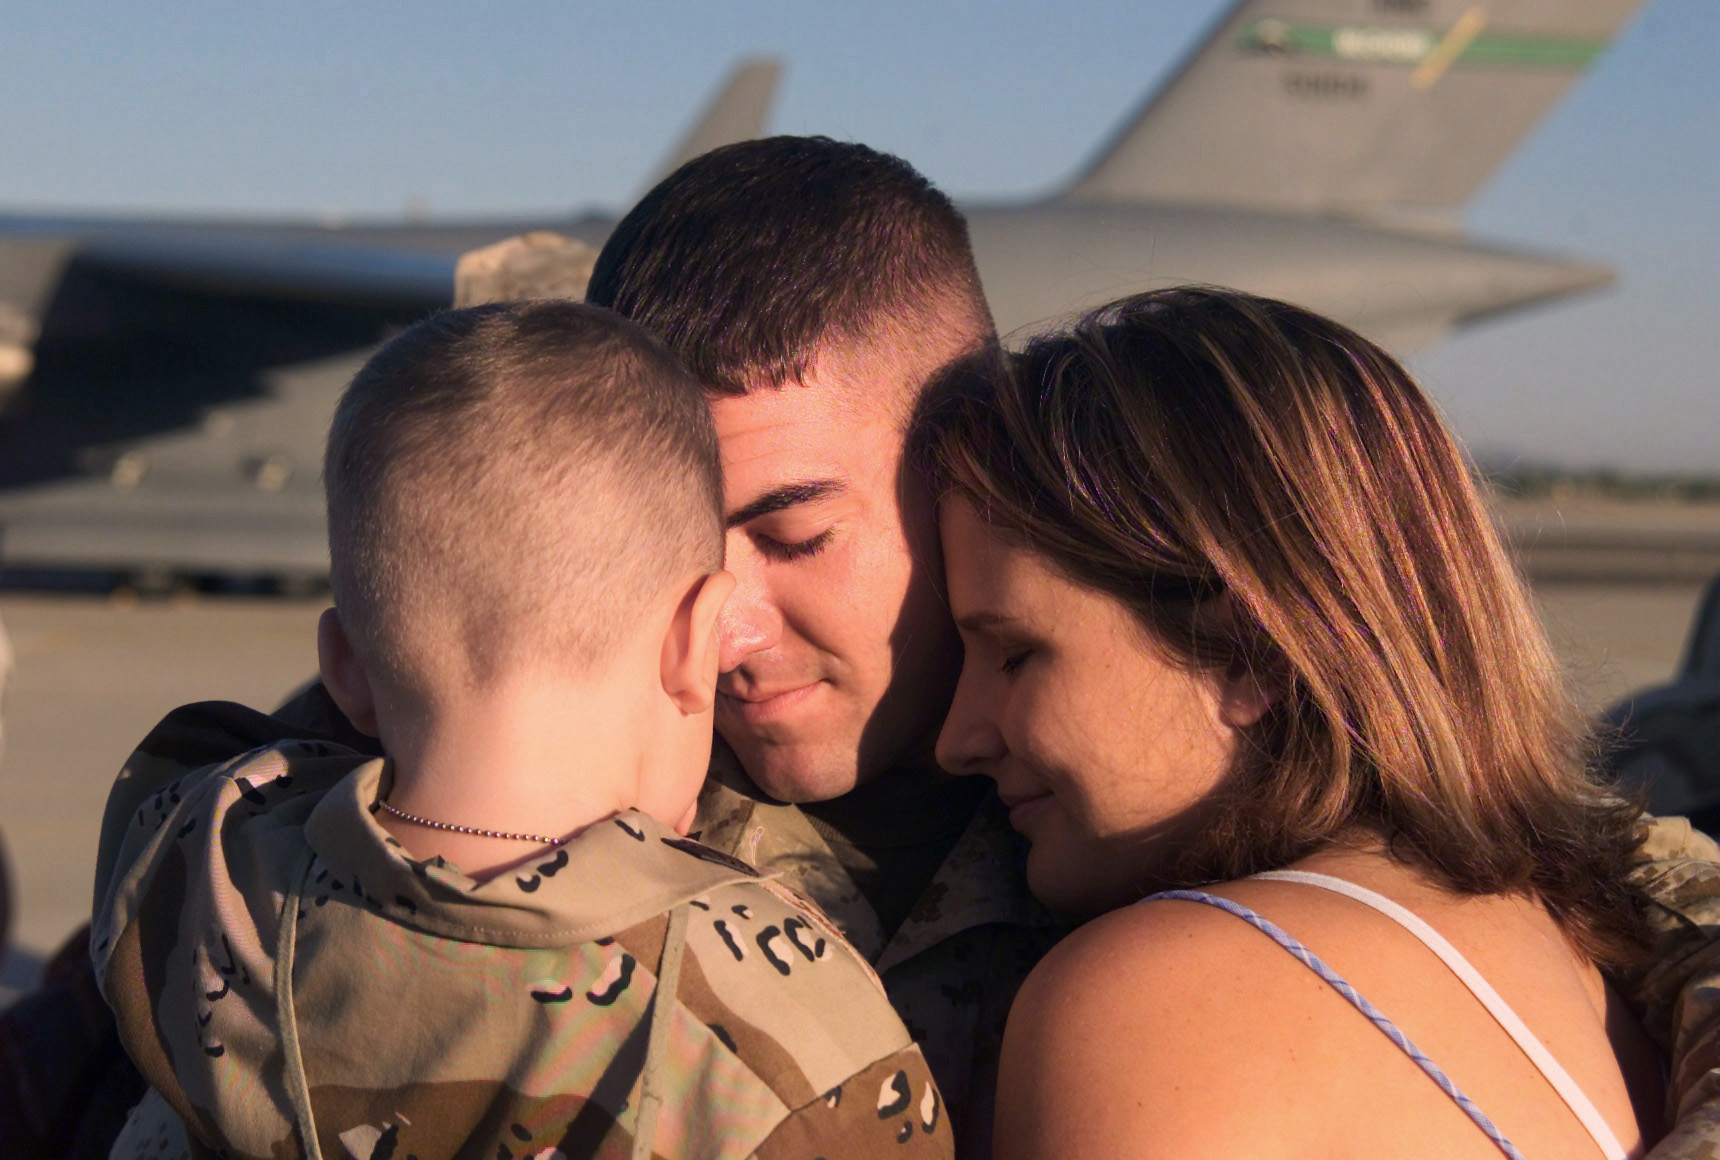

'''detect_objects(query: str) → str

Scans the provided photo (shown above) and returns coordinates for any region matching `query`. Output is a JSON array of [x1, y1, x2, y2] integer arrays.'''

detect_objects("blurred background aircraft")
[[0, 0, 1712, 585]]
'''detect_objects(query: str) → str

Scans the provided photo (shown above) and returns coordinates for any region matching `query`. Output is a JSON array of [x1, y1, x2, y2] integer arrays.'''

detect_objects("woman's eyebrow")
[[725, 479, 847, 528], [954, 610, 1019, 633]]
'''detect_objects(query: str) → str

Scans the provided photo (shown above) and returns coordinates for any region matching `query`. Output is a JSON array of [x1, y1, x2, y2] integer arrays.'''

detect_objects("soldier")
[[70, 137, 1720, 1157]]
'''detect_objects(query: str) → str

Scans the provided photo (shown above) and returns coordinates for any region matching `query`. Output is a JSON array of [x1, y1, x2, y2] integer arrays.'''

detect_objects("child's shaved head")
[[324, 300, 722, 697]]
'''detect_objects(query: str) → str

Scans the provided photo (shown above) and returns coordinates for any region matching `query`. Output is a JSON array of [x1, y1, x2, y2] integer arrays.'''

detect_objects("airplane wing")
[[641, 57, 782, 190], [0, 223, 461, 496], [0, 51, 783, 401], [0, 54, 777, 579], [1059, 0, 1648, 218], [68, 232, 456, 306], [0, 222, 459, 401]]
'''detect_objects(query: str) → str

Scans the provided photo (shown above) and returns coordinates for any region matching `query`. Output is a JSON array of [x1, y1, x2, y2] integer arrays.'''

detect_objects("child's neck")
[[374, 670, 654, 881]]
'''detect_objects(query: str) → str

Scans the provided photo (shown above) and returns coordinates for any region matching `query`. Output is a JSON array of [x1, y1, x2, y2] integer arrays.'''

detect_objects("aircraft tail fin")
[[1059, 0, 1646, 218], [644, 57, 782, 188]]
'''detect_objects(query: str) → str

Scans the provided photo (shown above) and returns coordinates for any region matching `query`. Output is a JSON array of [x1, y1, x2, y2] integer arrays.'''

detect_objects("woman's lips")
[[1000, 791, 1054, 831], [718, 680, 824, 724]]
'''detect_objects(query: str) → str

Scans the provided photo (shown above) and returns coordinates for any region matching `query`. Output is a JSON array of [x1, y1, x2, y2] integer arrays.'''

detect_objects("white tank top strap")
[[1251, 869, 1631, 1160]]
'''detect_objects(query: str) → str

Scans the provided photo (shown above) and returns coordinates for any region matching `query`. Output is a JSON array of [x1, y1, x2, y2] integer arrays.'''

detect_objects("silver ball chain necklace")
[[377, 798, 567, 846]]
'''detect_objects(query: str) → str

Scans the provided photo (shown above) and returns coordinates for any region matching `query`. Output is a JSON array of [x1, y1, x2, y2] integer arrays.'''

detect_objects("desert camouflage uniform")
[[104, 689, 1720, 1158], [692, 749, 1065, 1155], [1617, 818, 1720, 1159], [94, 705, 952, 1160]]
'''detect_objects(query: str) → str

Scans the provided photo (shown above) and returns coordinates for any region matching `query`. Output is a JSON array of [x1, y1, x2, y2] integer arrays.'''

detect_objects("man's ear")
[[317, 607, 380, 737], [661, 571, 737, 714]]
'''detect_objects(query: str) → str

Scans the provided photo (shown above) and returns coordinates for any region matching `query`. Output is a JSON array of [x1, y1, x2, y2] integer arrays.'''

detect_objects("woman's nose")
[[935, 671, 1007, 775]]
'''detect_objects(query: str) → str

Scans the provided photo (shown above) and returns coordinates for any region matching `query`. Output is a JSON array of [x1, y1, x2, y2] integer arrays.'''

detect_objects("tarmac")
[[0, 592, 324, 980], [0, 496, 1715, 979]]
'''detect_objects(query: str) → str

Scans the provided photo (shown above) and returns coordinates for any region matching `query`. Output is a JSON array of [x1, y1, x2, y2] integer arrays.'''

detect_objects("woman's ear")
[[660, 571, 737, 714], [317, 607, 380, 737], [1198, 591, 1280, 730], [1217, 654, 1278, 729]]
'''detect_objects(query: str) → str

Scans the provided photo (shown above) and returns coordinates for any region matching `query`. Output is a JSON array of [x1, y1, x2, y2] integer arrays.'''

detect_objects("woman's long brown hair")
[[917, 287, 1651, 967]]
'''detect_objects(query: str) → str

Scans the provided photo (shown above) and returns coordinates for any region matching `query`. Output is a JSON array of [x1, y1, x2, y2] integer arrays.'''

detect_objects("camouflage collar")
[[691, 775, 891, 956], [873, 793, 1060, 974], [691, 756, 1059, 969], [303, 756, 758, 948]]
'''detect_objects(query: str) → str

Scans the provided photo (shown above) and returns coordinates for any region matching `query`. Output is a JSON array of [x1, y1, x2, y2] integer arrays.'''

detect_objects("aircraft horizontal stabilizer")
[[1060, 0, 1647, 218], [644, 57, 782, 189]]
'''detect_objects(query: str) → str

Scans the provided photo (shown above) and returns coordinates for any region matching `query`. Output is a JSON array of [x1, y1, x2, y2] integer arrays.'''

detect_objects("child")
[[92, 301, 951, 1159]]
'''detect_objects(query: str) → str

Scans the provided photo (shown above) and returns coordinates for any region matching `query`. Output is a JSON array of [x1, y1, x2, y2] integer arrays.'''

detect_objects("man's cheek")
[[817, 532, 901, 612], [852, 525, 924, 604]]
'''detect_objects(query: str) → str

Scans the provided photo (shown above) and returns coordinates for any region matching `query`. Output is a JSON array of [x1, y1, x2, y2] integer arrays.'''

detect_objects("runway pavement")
[[0, 518, 1713, 970], [0, 592, 325, 966]]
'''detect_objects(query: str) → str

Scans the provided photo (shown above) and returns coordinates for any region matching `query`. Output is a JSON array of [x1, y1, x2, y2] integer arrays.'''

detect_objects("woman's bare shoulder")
[[1014, 890, 1274, 1008], [996, 894, 1332, 1160]]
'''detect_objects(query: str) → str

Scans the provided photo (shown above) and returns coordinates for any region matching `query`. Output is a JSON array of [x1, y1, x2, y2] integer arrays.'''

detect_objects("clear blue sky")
[[2, 0, 1714, 471]]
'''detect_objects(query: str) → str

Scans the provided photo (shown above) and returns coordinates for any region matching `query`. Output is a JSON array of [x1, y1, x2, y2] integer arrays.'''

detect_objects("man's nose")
[[934, 670, 1007, 775], [716, 560, 782, 673]]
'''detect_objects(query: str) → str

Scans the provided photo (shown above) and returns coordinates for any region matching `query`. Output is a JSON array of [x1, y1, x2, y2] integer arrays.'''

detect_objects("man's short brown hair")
[[587, 136, 991, 395], [324, 300, 721, 693]]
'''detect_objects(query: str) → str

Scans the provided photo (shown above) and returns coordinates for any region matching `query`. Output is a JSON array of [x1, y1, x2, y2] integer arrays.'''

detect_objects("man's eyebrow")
[[725, 480, 847, 528]]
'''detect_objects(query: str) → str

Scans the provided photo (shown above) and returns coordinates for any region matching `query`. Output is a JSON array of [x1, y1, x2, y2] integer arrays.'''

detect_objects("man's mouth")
[[717, 681, 825, 725]]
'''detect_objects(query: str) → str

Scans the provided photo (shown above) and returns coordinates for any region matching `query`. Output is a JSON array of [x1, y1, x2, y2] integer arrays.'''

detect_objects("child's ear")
[[317, 607, 380, 737], [661, 570, 737, 714]]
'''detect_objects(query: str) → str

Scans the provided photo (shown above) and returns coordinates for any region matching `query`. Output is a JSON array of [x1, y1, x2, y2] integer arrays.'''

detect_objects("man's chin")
[[725, 740, 864, 804]]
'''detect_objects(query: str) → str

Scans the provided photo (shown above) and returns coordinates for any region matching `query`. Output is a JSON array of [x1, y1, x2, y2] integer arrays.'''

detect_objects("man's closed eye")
[[756, 528, 835, 562]]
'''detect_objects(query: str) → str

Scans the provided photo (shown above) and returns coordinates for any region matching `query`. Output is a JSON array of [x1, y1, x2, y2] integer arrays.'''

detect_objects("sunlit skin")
[[710, 305, 986, 803], [319, 570, 733, 881], [934, 497, 1263, 915], [933, 508, 1660, 1159]]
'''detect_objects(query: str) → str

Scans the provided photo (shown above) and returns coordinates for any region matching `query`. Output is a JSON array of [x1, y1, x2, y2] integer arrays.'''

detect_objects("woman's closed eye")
[[999, 648, 1033, 675]]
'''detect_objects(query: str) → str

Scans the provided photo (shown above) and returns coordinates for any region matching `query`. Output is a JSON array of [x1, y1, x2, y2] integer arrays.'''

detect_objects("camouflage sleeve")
[[1616, 815, 1720, 1159], [751, 1046, 953, 1160], [92, 697, 378, 908]]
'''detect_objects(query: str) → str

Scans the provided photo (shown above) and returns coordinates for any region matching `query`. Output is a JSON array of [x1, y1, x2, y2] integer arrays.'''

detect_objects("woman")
[[918, 288, 1666, 1159]]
